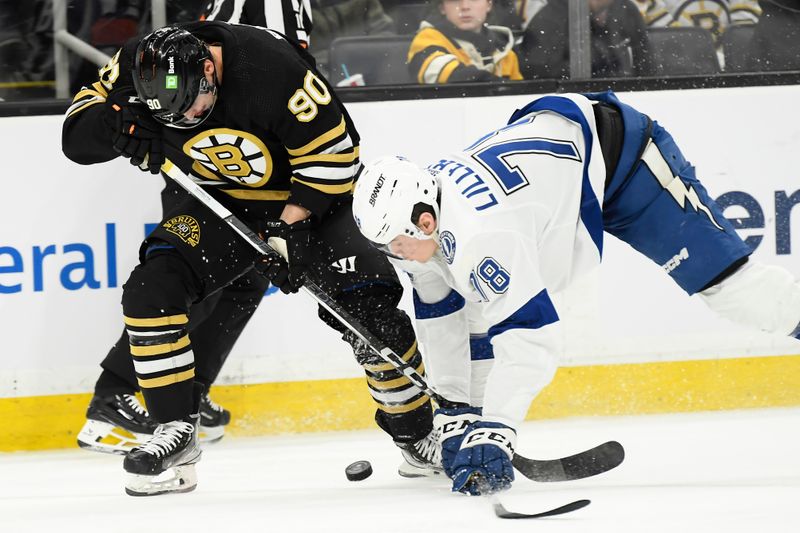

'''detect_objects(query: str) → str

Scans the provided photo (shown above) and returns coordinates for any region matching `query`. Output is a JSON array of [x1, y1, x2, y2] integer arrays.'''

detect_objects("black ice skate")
[[396, 428, 443, 478], [123, 413, 202, 496], [77, 393, 157, 454], [198, 392, 231, 444]]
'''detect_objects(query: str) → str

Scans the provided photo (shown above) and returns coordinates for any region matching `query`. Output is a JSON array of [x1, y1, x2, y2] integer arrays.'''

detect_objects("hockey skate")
[[396, 428, 443, 478], [77, 393, 157, 454], [123, 413, 202, 496], [198, 392, 231, 444]]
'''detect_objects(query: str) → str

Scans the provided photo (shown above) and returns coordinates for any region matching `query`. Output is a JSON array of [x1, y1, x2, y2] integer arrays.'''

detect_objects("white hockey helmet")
[[353, 156, 440, 249]]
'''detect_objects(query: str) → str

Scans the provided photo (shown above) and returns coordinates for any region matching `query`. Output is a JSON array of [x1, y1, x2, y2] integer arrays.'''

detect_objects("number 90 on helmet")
[[352, 156, 440, 255], [132, 26, 215, 129]]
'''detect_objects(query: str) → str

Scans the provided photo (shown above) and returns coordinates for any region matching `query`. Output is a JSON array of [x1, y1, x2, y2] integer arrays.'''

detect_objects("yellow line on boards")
[[2, 355, 800, 452]]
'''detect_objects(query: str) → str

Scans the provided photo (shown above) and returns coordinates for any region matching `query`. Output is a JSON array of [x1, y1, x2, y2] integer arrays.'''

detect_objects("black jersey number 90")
[[288, 71, 332, 122]]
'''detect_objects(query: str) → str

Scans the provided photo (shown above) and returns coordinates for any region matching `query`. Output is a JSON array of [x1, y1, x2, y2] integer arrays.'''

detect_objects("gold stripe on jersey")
[[417, 51, 447, 83], [376, 393, 430, 414], [124, 314, 189, 328], [130, 335, 190, 356], [66, 98, 103, 118], [66, 82, 110, 117], [288, 147, 359, 166], [362, 341, 418, 372], [75, 81, 109, 100], [137, 368, 195, 389], [438, 60, 461, 83], [410, 29, 471, 84], [290, 177, 354, 195], [409, 28, 468, 62], [730, 2, 761, 19], [366, 361, 425, 390], [285, 117, 347, 157], [221, 189, 291, 201]]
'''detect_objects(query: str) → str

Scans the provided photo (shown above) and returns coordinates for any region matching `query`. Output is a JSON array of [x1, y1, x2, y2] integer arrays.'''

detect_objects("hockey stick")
[[160, 160, 624, 483], [160, 160, 443, 402]]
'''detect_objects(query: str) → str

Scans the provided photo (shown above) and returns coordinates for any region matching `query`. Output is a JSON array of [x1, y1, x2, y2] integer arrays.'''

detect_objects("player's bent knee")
[[699, 261, 800, 337], [318, 283, 413, 351], [122, 249, 198, 317]]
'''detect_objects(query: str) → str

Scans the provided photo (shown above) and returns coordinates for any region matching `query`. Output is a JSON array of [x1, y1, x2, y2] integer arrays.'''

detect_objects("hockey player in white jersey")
[[352, 90, 800, 495]]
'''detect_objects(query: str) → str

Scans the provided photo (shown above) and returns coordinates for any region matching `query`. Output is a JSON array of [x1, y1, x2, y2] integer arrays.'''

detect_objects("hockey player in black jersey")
[[62, 22, 438, 496], [76, 0, 312, 458]]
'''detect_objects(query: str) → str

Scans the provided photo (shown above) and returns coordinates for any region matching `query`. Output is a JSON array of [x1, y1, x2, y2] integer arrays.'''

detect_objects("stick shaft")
[[160, 160, 444, 403]]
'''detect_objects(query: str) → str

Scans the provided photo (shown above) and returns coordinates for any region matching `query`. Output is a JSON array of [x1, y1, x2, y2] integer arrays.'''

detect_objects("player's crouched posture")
[[352, 91, 800, 495], [62, 22, 438, 496]]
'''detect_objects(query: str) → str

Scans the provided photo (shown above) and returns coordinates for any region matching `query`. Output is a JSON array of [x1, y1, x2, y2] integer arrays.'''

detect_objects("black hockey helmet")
[[132, 26, 216, 129]]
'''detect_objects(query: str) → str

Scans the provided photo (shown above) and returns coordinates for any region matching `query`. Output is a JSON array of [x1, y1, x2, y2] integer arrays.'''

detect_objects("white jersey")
[[395, 94, 606, 428]]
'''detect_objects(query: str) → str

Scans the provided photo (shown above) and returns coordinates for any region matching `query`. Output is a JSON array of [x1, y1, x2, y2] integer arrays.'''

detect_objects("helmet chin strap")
[[198, 70, 219, 97]]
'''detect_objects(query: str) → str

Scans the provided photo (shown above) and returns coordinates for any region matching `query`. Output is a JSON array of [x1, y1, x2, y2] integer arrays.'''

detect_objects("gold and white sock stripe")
[[125, 314, 195, 389]]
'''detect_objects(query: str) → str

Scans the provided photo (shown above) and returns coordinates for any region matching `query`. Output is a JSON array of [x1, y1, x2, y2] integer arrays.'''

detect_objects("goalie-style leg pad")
[[699, 260, 800, 337], [319, 284, 434, 444]]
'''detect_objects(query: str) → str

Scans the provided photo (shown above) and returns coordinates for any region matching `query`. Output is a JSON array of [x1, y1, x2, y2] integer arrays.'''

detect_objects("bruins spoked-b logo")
[[183, 128, 273, 186], [163, 215, 200, 247]]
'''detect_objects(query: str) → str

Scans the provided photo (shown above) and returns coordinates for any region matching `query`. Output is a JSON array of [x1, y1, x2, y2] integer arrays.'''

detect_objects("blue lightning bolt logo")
[[641, 140, 724, 231]]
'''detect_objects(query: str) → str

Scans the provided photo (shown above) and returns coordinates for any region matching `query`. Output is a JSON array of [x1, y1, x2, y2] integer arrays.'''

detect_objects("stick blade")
[[494, 498, 591, 519], [513, 440, 625, 482]]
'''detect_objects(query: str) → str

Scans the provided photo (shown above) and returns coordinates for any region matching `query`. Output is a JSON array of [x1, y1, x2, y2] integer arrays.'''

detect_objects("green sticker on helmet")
[[165, 75, 178, 89]]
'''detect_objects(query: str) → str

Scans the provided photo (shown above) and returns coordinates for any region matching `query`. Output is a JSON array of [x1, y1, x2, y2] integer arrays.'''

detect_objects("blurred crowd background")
[[0, 0, 798, 102]]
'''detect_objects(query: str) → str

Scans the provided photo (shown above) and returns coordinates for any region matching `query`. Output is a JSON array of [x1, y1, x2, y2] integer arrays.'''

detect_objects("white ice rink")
[[2, 407, 799, 533]]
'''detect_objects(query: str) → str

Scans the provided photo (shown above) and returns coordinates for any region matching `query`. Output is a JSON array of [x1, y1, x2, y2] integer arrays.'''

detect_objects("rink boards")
[[1, 85, 799, 450]]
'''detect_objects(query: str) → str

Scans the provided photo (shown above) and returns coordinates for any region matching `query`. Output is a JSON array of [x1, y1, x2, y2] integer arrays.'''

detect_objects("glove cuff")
[[460, 422, 516, 460], [433, 406, 481, 446]]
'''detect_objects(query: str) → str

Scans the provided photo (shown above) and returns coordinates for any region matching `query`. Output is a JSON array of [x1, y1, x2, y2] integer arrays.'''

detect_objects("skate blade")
[[199, 424, 225, 444], [125, 464, 199, 497], [77, 420, 149, 455], [397, 460, 443, 478]]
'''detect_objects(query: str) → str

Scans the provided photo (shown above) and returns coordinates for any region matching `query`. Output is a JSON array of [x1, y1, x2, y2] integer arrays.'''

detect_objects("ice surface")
[[2, 408, 799, 533]]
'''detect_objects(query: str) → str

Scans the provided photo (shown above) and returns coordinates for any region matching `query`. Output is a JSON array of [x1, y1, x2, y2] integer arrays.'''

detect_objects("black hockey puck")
[[345, 460, 373, 481]]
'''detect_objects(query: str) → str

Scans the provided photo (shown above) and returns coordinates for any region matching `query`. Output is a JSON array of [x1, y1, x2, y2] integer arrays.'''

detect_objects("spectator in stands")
[[408, 0, 523, 84], [310, 0, 395, 75], [631, 0, 760, 72], [630, 0, 675, 27], [748, 0, 800, 71], [420, 0, 526, 31], [518, 0, 654, 79], [631, 1, 761, 37]]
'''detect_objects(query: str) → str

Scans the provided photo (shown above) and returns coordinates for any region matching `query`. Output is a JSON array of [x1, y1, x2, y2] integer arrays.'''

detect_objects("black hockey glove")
[[104, 87, 165, 174], [255, 218, 315, 294]]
